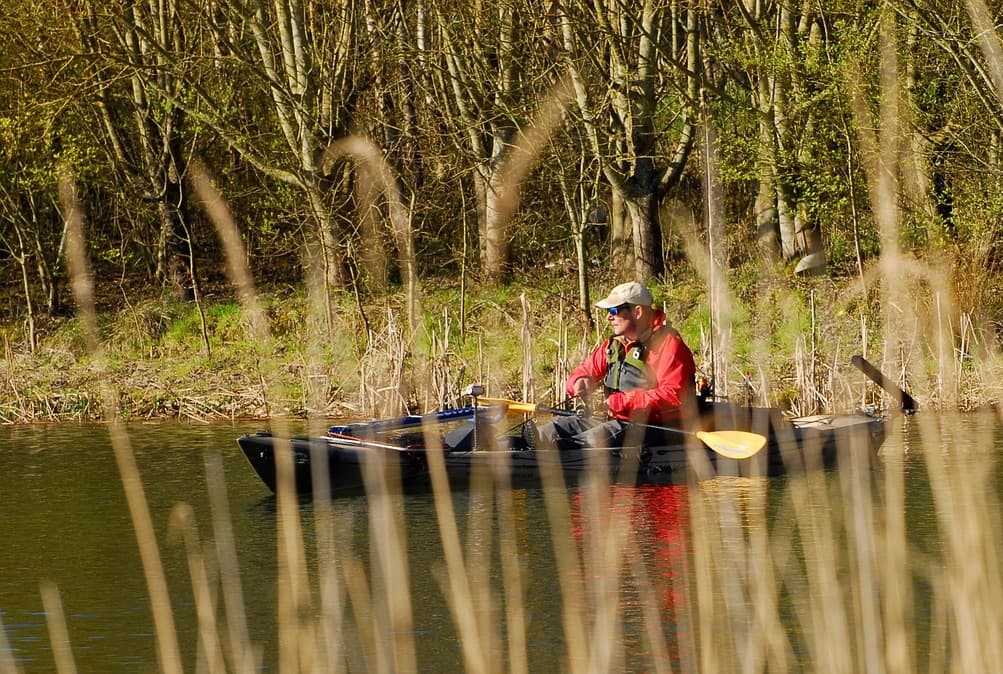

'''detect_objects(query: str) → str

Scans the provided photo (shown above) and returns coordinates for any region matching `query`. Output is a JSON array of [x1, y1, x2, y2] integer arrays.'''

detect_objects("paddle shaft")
[[631, 422, 702, 437], [478, 398, 586, 417], [489, 397, 711, 433], [489, 398, 765, 458], [851, 355, 917, 414]]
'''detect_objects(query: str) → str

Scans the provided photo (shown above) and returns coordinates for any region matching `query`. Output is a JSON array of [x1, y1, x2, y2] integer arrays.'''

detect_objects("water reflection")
[[1, 415, 1001, 672], [0, 421, 269, 672]]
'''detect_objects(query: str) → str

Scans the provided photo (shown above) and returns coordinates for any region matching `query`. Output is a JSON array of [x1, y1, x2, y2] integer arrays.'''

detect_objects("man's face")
[[607, 303, 641, 339]]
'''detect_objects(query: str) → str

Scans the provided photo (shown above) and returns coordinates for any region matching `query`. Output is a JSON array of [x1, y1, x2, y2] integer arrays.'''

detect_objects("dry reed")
[[12, 218, 1003, 674], [0, 613, 20, 674], [10, 15, 1003, 674], [39, 583, 75, 674], [57, 173, 185, 674]]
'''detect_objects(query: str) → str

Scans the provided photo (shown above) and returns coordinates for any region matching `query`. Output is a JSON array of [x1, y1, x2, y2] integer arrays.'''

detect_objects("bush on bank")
[[1, 260, 999, 424]]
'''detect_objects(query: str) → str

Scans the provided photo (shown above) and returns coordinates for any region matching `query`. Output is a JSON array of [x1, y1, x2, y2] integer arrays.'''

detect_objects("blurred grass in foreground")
[[9, 19, 1003, 666], [5, 412, 1003, 673]]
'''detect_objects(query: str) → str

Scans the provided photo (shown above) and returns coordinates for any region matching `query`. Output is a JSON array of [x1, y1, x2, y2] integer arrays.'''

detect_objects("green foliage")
[[7, 2, 1003, 417], [47, 318, 92, 357], [0, 0, 992, 300]]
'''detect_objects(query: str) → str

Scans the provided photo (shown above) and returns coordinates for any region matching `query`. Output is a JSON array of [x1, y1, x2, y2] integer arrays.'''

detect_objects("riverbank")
[[1, 266, 996, 423], [3, 282, 557, 424]]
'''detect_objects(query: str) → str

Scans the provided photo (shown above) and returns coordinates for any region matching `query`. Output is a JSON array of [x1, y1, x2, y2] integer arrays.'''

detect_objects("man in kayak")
[[538, 281, 697, 450]]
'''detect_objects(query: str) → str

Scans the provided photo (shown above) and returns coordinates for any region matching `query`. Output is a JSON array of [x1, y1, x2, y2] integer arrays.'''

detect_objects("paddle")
[[477, 396, 767, 459], [478, 398, 569, 415], [851, 355, 917, 414], [634, 423, 766, 459]]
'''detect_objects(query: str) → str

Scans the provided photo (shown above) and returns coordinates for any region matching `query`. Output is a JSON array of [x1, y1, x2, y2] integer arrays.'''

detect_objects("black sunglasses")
[[607, 303, 633, 316]]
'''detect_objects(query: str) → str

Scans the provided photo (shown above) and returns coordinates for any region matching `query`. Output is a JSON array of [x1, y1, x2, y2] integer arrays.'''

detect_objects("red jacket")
[[565, 309, 696, 423]]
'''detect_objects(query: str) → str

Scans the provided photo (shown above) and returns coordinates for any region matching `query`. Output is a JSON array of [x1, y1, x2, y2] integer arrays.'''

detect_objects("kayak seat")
[[443, 419, 535, 451]]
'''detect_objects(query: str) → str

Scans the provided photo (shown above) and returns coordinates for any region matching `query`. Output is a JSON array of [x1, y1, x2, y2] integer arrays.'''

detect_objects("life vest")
[[603, 336, 656, 394]]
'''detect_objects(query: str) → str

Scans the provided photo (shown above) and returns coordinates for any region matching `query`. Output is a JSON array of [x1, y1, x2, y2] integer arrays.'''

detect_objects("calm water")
[[0, 415, 998, 672]]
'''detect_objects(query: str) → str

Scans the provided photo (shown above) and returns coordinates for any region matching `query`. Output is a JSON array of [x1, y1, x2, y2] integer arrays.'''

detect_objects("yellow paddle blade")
[[478, 397, 540, 414], [695, 430, 767, 459]]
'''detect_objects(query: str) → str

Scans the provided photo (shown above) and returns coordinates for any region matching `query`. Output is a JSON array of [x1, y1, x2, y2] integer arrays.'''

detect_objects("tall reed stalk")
[[13, 14, 1003, 673], [57, 174, 184, 674]]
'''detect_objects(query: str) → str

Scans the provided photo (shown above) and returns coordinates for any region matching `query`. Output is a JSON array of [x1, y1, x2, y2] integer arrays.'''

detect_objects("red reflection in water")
[[568, 483, 692, 667], [635, 484, 691, 615]]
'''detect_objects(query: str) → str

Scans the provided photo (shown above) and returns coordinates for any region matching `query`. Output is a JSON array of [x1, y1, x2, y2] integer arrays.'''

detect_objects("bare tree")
[[62, 0, 196, 297], [731, 1, 826, 272], [0, 126, 66, 334], [165, 0, 381, 322], [420, 0, 559, 282], [0, 1, 78, 330], [558, 0, 700, 281], [220, 0, 355, 290], [891, 0, 1003, 238]]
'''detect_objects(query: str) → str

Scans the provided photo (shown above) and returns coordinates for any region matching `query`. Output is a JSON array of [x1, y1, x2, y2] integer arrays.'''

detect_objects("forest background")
[[2, 0, 1003, 423]]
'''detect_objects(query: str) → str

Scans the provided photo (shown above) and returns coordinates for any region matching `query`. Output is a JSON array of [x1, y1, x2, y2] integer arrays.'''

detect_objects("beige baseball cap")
[[594, 281, 654, 308]]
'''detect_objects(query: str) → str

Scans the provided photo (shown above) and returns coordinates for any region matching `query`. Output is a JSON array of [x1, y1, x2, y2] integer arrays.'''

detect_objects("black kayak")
[[237, 401, 888, 495]]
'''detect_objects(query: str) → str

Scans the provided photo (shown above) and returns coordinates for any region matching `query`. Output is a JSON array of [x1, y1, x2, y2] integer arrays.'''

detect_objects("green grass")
[[1, 255, 1001, 422]]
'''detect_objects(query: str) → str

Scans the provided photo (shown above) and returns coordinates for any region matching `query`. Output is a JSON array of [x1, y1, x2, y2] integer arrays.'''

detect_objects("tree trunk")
[[28, 195, 63, 316], [482, 168, 510, 282], [776, 178, 798, 259], [556, 160, 594, 326], [609, 190, 632, 275], [305, 180, 345, 293], [473, 167, 489, 272], [470, 158, 512, 282], [754, 74, 780, 258], [625, 191, 664, 281], [156, 126, 194, 300], [13, 226, 37, 352], [355, 160, 390, 291]]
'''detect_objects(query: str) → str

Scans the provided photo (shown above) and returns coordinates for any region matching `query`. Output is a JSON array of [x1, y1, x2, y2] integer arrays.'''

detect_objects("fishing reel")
[[573, 391, 608, 420]]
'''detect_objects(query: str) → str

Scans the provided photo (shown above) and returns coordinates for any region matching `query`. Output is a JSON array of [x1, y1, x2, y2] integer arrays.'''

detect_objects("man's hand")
[[571, 376, 595, 399]]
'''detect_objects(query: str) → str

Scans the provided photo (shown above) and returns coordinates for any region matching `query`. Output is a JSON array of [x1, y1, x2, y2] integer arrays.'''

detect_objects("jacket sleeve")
[[605, 332, 695, 421], [564, 341, 609, 398]]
